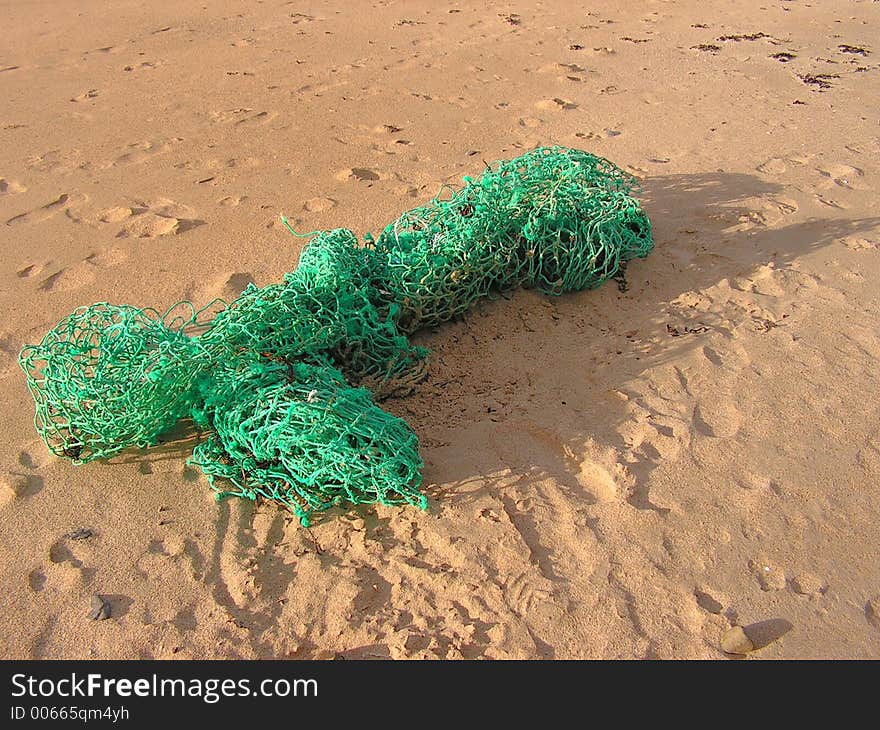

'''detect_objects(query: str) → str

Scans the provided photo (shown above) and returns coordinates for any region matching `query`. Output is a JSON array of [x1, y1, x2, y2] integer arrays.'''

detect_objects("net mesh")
[[19, 146, 653, 525], [18, 302, 207, 463]]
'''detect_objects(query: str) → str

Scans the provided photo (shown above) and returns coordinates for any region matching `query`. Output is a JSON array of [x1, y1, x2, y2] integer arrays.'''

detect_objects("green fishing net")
[[189, 356, 424, 527], [18, 302, 207, 462], [19, 146, 653, 526], [373, 146, 652, 331]]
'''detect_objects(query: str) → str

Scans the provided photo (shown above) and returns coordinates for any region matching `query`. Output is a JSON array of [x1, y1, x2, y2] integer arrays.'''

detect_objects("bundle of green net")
[[19, 146, 653, 526]]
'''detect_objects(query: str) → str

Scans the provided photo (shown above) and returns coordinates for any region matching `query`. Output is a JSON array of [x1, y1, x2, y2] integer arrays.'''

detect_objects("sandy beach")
[[1, 0, 879, 659]]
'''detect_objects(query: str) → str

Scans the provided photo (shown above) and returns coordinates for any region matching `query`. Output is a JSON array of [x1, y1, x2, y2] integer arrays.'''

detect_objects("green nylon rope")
[[19, 146, 653, 526]]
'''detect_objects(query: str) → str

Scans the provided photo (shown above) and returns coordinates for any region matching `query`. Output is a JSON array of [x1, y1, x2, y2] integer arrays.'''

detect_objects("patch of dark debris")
[[771, 52, 796, 62], [692, 44, 720, 53], [798, 73, 839, 90], [666, 323, 710, 337], [838, 44, 870, 56], [717, 32, 769, 42]]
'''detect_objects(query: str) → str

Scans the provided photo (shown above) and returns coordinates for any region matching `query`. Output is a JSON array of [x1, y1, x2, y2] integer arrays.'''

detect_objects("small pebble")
[[89, 594, 111, 621], [750, 559, 787, 591], [721, 626, 755, 655], [791, 573, 825, 596]]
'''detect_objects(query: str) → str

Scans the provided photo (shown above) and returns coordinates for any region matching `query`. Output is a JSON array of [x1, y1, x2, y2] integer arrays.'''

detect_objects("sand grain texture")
[[1, 0, 879, 659]]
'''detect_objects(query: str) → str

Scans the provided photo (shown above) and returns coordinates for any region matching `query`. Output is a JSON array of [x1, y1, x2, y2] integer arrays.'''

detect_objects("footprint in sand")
[[30, 249, 126, 290], [766, 196, 799, 217], [30, 537, 94, 593], [374, 124, 403, 134], [70, 89, 99, 103], [40, 260, 98, 292], [112, 198, 205, 239], [190, 271, 255, 305], [6, 192, 87, 226], [575, 459, 622, 503], [371, 137, 414, 155], [289, 13, 318, 25], [119, 214, 198, 238], [518, 117, 544, 128], [218, 195, 247, 207], [814, 193, 848, 210], [16, 263, 44, 278], [394, 185, 422, 198], [27, 148, 91, 174], [224, 157, 261, 170], [733, 196, 799, 226], [302, 197, 337, 212], [583, 46, 616, 56], [575, 129, 622, 141], [816, 163, 866, 190], [573, 444, 633, 504], [122, 60, 164, 72], [692, 399, 741, 438], [755, 154, 811, 175], [501, 571, 554, 618], [756, 157, 789, 175], [842, 234, 879, 251], [0, 178, 27, 194], [208, 108, 253, 123], [735, 472, 780, 494], [642, 418, 685, 461], [99, 206, 135, 223], [336, 168, 382, 182], [236, 111, 276, 126], [554, 62, 590, 82], [87, 248, 129, 267], [108, 138, 183, 167], [536, 98, 579, 111], [751, 265, 819, 297]]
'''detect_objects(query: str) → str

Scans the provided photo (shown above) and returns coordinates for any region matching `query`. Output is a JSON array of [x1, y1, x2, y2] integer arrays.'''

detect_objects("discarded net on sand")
[[19, 146, 653, 526]]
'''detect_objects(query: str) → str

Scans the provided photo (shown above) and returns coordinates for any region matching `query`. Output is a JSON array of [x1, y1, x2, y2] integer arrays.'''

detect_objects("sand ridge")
[[1, 0, 879, 659]]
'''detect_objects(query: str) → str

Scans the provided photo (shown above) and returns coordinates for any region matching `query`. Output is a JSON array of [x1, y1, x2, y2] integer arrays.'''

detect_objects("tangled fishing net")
[[19, 146, 653, 526]]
